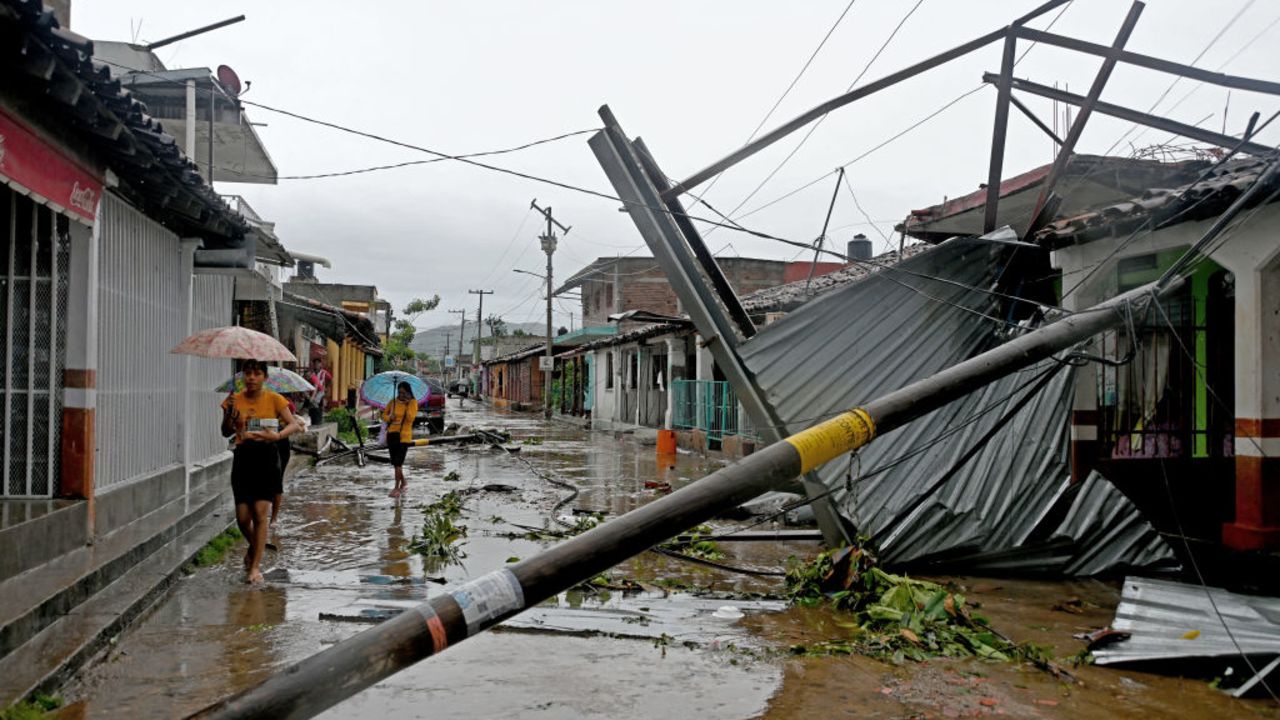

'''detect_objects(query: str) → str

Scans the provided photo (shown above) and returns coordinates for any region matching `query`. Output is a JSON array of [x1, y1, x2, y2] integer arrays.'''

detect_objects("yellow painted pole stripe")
[[410, 438, 431, 447], [784, 408, 876, 474]]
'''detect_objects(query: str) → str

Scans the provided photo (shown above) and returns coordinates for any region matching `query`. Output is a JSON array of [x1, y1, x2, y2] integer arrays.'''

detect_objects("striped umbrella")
[[215, 367, 315, 394], [170, 326, 295, 362]]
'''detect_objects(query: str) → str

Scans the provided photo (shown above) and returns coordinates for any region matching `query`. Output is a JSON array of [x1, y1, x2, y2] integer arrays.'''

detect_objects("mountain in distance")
[[409, 321, 545, 357]]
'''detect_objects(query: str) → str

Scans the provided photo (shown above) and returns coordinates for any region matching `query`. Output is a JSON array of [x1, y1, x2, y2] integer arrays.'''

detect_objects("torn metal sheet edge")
[[1093, 576, 1280, 666]]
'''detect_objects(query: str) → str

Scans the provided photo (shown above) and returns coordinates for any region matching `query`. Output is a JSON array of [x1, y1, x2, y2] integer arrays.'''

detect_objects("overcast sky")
[[73, 1, 1280, 332]]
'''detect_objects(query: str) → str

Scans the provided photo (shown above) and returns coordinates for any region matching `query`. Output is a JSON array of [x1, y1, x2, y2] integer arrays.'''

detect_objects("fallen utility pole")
[[193, 146, 1271, 720], [193, 282, 1180, 720]]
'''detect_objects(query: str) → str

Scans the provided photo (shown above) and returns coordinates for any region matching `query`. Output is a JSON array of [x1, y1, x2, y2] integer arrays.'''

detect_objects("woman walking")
[[383, 381, 418, 498], [221, 360, 302, 583]]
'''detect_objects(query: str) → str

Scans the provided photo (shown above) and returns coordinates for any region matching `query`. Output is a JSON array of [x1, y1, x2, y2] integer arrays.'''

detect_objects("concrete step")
[[0, 479, 226, 665], [0, 485, 234, 706]]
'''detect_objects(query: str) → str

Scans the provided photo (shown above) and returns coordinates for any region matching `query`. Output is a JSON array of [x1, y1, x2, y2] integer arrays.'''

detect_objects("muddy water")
[[59, 401, 1278, 719], [755, 577, 1278, 719], [61, 402, 788, 719]]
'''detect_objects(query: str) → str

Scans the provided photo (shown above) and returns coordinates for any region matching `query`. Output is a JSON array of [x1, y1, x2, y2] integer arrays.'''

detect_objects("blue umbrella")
[[360, 370, 430, 409]]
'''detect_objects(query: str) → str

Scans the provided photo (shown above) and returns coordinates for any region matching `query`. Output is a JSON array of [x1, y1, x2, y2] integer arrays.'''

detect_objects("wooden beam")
[[1009, 95, 1063, 146], [984, 34, 1019, 233], [1015, 26, 1280, 97], [993, 75, 1276, 158], [1028, 1, 1145, 231]]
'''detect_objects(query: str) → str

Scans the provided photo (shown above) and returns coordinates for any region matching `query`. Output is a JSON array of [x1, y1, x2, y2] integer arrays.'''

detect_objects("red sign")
[[0, 107, 103, 223]]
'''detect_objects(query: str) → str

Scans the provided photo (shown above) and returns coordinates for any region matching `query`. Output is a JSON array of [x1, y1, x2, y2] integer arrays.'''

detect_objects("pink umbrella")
[[170, 326, 296, 362]]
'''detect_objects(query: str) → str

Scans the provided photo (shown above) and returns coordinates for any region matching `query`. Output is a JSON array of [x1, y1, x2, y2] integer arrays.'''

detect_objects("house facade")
[[1031, 159, 1280, 552], [0, 3, 286, 581]]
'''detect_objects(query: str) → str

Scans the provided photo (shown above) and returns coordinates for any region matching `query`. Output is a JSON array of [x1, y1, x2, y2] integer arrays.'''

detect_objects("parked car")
[[419, 377, 446, 434], [447, 379, 470, 398]]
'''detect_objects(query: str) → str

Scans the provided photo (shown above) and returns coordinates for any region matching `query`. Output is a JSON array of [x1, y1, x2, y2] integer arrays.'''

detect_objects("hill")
[[409, 321, 544, 358]]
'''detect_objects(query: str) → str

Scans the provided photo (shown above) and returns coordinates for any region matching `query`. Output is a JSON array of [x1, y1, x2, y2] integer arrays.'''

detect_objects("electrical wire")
[[687, 0, 861, 210], [1041, 0, 1265, 227], [841, 172, 893, 250], [1058, 133, 1280, 303], [210, 129, 600, 182], [477, 207, 535, 288], [726, 0, 1074, 227], [710, 356, 1070, 541], [711, 0, 930, 227], [1105, 0, 1260, 155], [1126, 292, 1280, 704]]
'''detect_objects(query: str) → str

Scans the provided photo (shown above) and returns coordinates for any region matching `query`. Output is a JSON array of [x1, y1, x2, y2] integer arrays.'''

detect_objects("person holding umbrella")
[[221, 359, 303, 583], [361, 371, 429, 497], [383, 381, 418, 498], [214, 365, 315, 537]]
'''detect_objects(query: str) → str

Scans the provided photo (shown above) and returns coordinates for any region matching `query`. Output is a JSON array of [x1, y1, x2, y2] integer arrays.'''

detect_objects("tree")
[[485, 314, 508, 338], [381, 295, 440, 371]]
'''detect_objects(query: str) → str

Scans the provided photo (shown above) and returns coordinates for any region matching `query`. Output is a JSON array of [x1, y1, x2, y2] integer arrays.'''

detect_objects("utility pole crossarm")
[[530, 199, 571, 235]]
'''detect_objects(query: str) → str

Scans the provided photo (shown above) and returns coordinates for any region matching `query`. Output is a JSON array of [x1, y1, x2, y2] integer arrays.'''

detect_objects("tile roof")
[[0, 0, 248, 241], [1033, 157, 1280, 249], [740, 244, 932, 314]]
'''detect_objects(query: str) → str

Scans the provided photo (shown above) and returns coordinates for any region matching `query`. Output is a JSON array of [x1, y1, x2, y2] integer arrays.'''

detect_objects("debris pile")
[[785, 547, 1055, 668], [409, 491, 468, 561]]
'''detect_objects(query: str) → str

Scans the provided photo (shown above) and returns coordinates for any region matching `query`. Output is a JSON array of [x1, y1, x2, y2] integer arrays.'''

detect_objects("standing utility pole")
[[530, 199, 570, 419], [468, 289, 493, 365], [448, 309, 467, 382]]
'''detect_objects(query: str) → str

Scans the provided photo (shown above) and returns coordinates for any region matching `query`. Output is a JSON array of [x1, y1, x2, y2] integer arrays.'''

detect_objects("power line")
[[688, 0, 860, 209], [713, 0, 929, 227], [842, 170, 893, 251], [478, 207, 535, 288], [725, 0, 1075, 226], [1104, 0, 1259, 155], [256, 129, 598, 181]]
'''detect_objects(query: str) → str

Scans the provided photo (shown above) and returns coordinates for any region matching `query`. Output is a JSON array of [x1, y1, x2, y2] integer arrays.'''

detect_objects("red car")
[[419, 378, 446, 434]]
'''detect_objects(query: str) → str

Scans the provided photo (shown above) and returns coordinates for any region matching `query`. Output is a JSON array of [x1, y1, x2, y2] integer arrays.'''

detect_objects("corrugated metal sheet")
[[737, 238, 1176, 574], [1093, 576, 1280, 666]]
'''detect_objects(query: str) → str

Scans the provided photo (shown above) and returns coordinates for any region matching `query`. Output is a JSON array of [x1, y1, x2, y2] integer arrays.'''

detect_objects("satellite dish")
[[216, 64, 242, 96]]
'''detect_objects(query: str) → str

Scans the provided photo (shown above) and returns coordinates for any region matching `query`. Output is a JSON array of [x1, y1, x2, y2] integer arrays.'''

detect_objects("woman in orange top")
[[221, 359, 302, 583], [383, 381, 418, 498]]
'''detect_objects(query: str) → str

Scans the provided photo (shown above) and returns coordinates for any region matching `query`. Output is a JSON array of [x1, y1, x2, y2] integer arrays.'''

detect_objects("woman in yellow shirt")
[[220, 359, 302, 583], [383, 381, 418, 498]]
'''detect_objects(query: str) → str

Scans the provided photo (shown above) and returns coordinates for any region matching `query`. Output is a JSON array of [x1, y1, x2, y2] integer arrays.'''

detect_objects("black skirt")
[[387, 437, 409, 467], [231, 441, 282, 504]]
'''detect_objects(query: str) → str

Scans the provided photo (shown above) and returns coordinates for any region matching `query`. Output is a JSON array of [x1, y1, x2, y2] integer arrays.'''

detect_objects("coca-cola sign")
[[0, 108, 103, 223]]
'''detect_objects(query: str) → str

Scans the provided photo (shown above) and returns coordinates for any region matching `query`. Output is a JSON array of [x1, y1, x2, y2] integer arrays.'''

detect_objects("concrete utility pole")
[[191, 273, 1190, 720], [448, 309, 467, 382], [530, 199, 570, 419], [468, 289, 493, 365]]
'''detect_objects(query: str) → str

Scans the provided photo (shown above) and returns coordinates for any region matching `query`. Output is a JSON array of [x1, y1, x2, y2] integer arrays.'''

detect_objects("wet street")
[[59, 400, 1277, 719], [60, 401, 790, 719]]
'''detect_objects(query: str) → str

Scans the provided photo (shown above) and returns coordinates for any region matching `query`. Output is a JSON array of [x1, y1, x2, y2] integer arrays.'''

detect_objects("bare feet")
[[246, 569, 264, 584], [244, 547, 253, 570], [389, 488, 401, 498]]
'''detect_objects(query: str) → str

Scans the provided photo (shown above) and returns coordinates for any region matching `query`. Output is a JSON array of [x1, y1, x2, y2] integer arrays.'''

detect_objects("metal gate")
[[0, 188, 70, 497], [671, 379, 751, 442]]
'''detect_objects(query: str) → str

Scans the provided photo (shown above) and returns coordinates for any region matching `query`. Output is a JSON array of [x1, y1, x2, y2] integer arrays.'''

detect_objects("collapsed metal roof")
[[1094, 576, 1280, 665], [1093, 576, 1280, 697], [736, 238, 1176, 574]]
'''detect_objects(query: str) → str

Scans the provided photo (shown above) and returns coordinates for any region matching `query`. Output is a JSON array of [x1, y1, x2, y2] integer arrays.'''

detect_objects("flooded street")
[[61, 401, 789, 719], [59, 401, 1275, 719]]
